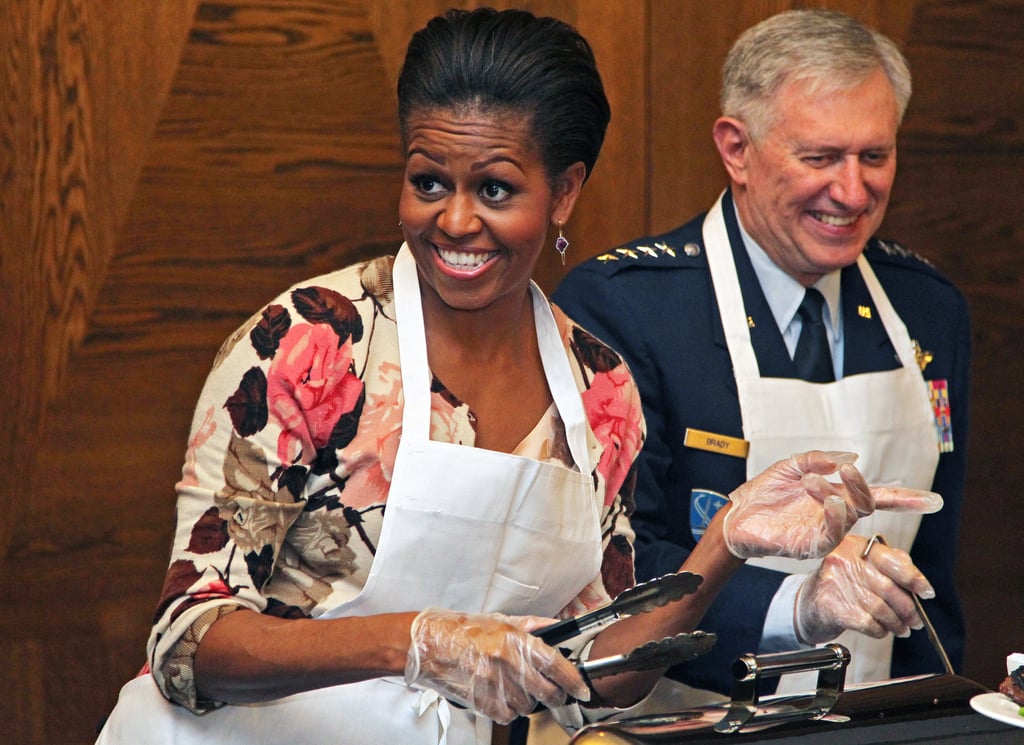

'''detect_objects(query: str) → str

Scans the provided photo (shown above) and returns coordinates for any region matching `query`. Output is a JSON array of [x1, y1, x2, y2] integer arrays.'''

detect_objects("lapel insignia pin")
[[858, 304, 872, 319], [912, 339, 934, 372], [747, 315, 755, 328]]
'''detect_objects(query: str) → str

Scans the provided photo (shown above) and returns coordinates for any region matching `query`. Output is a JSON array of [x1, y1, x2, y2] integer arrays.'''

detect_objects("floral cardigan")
[[147, 255, 646, 712]]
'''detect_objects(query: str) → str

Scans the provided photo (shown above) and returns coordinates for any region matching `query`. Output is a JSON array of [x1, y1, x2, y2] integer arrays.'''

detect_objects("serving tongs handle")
[[534, 572, 703, 645]]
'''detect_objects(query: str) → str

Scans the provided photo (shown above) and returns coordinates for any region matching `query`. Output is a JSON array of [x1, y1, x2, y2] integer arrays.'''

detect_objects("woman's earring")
[[555, 222, 569, 266]]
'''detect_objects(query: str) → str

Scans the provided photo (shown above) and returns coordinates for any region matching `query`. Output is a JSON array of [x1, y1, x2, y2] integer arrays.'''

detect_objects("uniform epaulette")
[[592, 238, 705, 267], [870, 238, 935, 268], [865, 237, 960, 288]]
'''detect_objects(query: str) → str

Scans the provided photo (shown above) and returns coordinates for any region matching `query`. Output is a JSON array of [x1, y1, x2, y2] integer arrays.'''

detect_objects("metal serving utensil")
[[861, 534, 954, 675], [579, 630, 718, 680], [534, 572, 704, 645]]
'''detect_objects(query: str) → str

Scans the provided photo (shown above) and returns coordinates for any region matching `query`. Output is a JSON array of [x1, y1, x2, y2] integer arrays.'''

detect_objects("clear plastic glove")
[[795, 534, 935, 644], [404, 608, 590, 724], [723, 451, 942, 560]]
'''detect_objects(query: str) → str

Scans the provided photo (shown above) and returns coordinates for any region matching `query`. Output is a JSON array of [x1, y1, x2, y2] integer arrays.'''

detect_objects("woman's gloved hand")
[[723, 450, 942, 560], [404, 608, 590, 724], [795, 534, 934, 644]]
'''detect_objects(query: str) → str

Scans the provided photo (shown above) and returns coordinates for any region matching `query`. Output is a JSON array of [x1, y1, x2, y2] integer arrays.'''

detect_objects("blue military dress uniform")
[[553, 190, 970, 694]]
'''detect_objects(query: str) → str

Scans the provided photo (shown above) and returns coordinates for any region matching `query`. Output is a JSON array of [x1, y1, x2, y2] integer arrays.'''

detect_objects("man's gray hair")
[[721, 9, 912, 140]]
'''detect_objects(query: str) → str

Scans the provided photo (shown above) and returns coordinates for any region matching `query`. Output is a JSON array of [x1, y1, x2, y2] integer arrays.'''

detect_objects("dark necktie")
[[793, 288, 834, 383]]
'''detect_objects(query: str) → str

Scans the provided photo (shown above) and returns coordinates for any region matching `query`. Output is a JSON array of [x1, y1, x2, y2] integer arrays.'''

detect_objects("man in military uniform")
[[553, 9, 969, 697]]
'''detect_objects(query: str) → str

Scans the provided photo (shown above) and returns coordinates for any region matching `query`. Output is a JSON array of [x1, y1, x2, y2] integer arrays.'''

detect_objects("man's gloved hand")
[[723, 451, 942, 560], [404, 608, 590, 724], [794, 533, 935, 644]]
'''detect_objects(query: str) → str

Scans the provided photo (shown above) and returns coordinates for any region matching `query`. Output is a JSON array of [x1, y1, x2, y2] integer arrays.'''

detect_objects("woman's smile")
[[398, 108, 569, 315], [431, 244, 500, 276]]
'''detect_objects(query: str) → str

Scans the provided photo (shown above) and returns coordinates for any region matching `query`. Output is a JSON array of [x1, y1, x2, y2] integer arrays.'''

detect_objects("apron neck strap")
[[853, 253, 919, 369], [703, 193, 921, 377], [391, 244, 593, 473], [703, 192, 762, 378]]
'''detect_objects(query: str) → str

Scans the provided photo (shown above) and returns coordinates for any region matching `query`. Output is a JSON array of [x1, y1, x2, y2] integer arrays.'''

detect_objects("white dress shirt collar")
[[734, 214, 843, 361]]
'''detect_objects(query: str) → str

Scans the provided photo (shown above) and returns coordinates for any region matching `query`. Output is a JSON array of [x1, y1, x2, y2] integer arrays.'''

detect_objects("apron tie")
[[413, 688, 453, 745]]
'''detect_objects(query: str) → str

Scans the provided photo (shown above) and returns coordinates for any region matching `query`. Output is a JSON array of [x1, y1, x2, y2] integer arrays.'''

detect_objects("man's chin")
[[804, 240, 869, 272]]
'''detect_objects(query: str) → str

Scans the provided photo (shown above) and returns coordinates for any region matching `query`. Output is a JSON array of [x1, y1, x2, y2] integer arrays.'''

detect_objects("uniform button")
[[684, 242, 701, 257]]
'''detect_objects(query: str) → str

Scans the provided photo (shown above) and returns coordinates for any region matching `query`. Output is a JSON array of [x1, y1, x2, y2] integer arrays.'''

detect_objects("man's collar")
[[735, 212, 842, 340]]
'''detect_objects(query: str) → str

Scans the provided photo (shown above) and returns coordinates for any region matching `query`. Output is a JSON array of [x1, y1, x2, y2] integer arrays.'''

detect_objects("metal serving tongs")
[[534, 572, 704, 645], [579, 630, 718, 681]]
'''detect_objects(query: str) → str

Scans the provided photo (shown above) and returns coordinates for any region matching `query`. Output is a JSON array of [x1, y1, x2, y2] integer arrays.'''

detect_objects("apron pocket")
[[484, 573, 541, 613]]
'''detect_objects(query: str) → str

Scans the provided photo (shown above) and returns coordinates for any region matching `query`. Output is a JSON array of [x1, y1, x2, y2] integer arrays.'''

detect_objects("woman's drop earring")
[[555, 222, 569, 266]]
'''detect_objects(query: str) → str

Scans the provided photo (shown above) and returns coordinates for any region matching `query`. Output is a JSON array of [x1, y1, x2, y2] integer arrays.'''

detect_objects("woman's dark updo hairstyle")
[[397, 7, 610, 184]]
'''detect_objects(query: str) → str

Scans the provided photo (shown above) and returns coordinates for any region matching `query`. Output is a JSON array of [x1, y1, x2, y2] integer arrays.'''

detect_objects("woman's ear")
[[550, 161, 587, 225], [713, 116, 752, 186]]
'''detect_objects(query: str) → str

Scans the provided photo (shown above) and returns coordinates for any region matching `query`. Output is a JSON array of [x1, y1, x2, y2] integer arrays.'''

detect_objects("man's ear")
[[551, 161, 587, 225], [713, 117, 752, 186]]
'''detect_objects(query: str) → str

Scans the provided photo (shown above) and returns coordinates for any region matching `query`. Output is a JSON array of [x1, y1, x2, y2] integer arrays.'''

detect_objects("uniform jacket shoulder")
[[864, 238, 958, 290], [578, 212, 710, 277]]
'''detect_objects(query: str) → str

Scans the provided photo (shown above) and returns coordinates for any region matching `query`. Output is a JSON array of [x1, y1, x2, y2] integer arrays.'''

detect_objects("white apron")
[[702, 193, 939, 692], [96, 245, 603, 745]]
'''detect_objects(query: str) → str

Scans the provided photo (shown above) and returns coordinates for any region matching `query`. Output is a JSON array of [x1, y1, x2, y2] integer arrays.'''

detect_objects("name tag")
[[683, 428, 749, 458]]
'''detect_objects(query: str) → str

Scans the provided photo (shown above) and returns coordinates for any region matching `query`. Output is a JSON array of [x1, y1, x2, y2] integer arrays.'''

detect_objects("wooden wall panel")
[[0, 0, 199, 557], [2, 0, 201, 739], [882, 0, 1024, 689], [540, 0, 647, 290]]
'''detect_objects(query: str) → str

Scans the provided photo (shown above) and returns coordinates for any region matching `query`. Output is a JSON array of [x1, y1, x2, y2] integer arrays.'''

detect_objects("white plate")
[[970, 692, 1024, 728]]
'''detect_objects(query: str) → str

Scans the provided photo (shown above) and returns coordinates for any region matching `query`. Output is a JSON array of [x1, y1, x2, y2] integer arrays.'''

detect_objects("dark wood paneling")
[[541, 0, 647, 291], [0, 0, 198, 557], [882, 0, 1024, 689]]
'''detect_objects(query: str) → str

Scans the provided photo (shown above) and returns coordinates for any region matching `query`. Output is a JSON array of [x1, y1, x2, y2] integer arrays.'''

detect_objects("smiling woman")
[[399, 110, 578, 315], [93, 8, 941, 745], [398, 110, 586, 452]]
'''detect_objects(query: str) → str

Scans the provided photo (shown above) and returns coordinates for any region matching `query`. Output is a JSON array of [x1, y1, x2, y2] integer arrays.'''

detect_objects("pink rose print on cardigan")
[[334, 360, 404, 509], [267, 323, 364, 465], [571, 325, 644, 508], [178, 406, 217, 489], [582, 365, 644, 506]]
